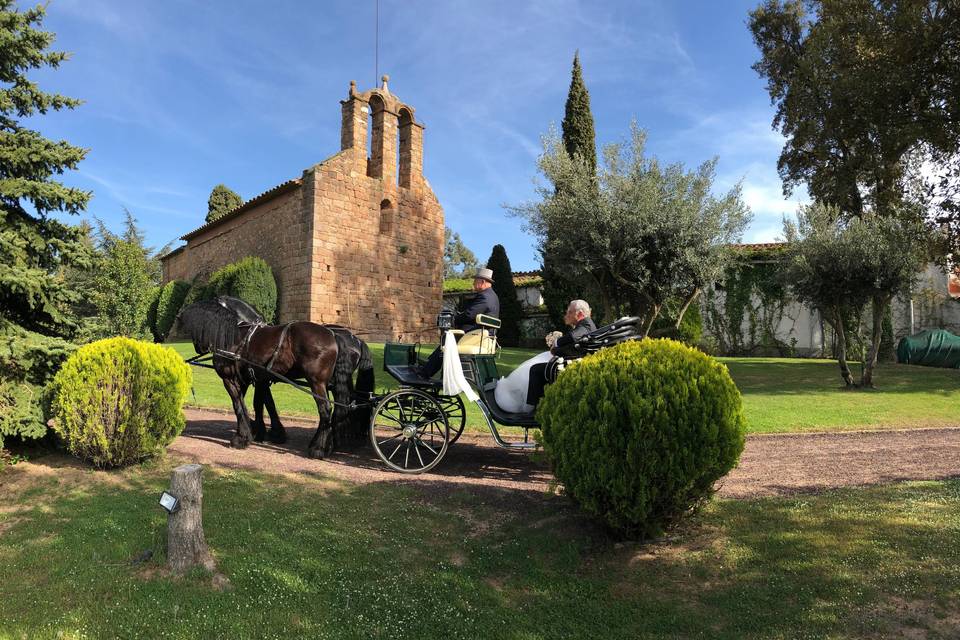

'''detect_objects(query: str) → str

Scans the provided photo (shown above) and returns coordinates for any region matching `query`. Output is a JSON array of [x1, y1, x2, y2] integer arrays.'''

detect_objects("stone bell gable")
[[161, 77, 444, 342]]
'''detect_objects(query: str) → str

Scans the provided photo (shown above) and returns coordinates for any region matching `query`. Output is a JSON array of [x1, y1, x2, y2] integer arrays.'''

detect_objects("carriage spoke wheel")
[[436, 393, 466, 444], [370, 389, 449, 474]]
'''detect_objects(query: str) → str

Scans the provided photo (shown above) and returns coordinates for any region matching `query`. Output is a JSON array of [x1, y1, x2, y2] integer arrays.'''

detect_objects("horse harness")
[[235, 320, 295, 383]]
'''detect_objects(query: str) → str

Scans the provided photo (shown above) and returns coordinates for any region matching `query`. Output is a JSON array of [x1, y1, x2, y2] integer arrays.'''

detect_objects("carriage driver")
[[417, 267, 500, 379]]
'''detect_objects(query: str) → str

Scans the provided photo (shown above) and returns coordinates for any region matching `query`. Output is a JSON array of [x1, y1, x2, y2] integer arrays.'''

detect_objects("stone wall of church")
[[305, 148, 444, 342], [160, 186, 314, 322]]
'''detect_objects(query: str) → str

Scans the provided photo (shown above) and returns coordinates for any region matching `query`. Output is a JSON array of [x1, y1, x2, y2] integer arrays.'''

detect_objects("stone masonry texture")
[[162, 78, 444, 342]]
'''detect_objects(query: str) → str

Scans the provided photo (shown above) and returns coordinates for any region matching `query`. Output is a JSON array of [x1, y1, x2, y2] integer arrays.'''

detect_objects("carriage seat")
[[561, 316, 644, 358], [442, 328, 499, 355], [480, 381, 539, 427]]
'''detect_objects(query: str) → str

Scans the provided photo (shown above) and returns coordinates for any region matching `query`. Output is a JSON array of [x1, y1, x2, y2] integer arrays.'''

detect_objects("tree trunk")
[[861, 296, 888, 388], [674, 288, 702, 329], [167, 463, 216, 575], [824, 307, 855, 387], [829, 308, 856, 387]]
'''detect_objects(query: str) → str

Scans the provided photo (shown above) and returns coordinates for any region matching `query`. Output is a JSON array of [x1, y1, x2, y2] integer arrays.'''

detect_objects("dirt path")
[[173, 408, 960, 499]]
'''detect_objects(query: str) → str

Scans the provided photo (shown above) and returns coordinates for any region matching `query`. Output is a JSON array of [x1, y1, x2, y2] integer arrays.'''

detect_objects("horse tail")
[[355, 337, 375, 397], [350, 336, 375, 437], [330, 331, 358, 441]]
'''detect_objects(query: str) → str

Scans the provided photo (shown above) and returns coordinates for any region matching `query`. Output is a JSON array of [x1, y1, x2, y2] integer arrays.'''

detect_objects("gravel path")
[[173, 408, 960, 499]]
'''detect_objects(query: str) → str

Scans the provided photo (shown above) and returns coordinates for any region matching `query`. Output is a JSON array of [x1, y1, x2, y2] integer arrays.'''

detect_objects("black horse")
[[177, 297, 374, 459]]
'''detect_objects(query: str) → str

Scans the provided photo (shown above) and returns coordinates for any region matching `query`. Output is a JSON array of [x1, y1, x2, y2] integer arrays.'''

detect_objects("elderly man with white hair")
[[494, 299, 596, 414]]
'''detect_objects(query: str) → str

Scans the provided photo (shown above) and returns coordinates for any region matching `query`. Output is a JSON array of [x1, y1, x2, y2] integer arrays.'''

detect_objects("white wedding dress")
[[493, 351, 554, 414]]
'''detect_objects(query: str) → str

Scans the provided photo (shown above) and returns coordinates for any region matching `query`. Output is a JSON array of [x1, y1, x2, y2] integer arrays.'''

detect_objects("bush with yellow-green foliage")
[[537, 339, 745, 538], [49, 338, 192, 468]]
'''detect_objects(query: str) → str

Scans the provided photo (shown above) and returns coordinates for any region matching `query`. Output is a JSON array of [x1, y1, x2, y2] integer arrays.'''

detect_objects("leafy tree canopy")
[[206, 184, 243, 223], [0, 1, 91, 445], [443, 227, 480, 278], [783, 202, 932, 387], [748, 1, 960, 235], [511, 124, 751, 335]]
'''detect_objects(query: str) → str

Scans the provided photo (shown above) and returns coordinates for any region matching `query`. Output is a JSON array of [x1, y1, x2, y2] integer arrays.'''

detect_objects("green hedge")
[[537, 339, 745, 538], [145, 285, 162, 342], [49, 338, 191, 468], [188, 257, 277, 323], [155, 280, 191, 341]]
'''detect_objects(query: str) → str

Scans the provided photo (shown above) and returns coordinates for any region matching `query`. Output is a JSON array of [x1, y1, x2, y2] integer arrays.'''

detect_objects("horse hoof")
[[268, 430, 287, 444], [253, 433, 265, 443], [307, 446, 325, 460], [230, 435, 250, 449]]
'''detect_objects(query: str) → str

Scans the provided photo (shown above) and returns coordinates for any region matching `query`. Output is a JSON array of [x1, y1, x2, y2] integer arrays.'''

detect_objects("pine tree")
[[543, 51, 598, 327], [206, 184, 243, 222], [0, 1, 92, 446], [485, 245, 523, 347]]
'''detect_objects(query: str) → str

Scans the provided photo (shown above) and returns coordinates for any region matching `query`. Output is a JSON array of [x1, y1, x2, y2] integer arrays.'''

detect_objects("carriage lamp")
[[159, 491, 180, 514]]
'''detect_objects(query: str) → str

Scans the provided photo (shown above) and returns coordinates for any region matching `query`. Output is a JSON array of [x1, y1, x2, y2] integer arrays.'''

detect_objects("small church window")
[[379, 199, 394, 235]]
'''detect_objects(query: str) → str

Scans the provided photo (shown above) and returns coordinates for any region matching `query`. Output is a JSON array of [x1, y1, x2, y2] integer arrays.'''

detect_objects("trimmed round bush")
[[537, 339, 745, 538], [204, 256, 277, 322], [49, 337, 192, 468], [155, 279, 191, 340]]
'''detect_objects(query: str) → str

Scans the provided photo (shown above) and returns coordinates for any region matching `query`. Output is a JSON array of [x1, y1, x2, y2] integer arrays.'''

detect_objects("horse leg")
[[262, 385, 287, 444], [252, 382, 268, 443], [307, 382, 332, 459], [224, 378, 253, 449]]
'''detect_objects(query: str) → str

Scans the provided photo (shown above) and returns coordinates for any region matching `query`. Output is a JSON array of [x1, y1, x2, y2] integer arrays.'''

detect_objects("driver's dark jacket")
[[456, 287, 500, 334]]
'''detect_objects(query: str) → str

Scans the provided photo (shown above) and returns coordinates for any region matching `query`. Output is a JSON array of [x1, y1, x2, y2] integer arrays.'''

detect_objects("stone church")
[[161, 78, 444, 342]]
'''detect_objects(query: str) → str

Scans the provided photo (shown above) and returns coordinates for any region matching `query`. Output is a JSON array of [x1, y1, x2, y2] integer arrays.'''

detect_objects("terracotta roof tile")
[[179, 178, 303, 241]]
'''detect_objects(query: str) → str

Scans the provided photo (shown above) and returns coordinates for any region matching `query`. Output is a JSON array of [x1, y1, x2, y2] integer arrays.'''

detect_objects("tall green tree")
[[561, 51, 597, 174], [0, 1, 91, 446], [443, 227, 480, 278], [748, 0, 960, 227], [511, 125, 750, 335], [206, 184, 243, 223], [485, 244, 523, 347], [542, 52, 599, 327]]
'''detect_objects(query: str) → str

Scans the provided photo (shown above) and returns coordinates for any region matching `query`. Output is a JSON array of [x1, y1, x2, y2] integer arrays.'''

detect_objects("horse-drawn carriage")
[[179, 297, 642, 474]]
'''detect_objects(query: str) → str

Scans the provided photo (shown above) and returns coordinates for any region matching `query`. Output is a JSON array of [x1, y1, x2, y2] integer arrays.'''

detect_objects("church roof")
[[178, 178, 303, 242]]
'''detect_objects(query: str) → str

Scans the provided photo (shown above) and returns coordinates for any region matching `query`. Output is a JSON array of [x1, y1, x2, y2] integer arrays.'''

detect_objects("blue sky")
[[32, 0, 807, 271]]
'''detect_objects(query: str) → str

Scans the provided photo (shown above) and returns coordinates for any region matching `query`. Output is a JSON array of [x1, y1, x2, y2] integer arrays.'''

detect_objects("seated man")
[[525, 299, 596, 407], [418, 267, 500, 378]]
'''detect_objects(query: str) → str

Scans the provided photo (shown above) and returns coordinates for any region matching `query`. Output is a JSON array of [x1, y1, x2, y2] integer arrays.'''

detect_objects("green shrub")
[[145, 285, 162, 341], [155, 280, 191, 341], [204, 256, 277, 322], [537, 339, 746, 538], [49, 338, 191, 468]]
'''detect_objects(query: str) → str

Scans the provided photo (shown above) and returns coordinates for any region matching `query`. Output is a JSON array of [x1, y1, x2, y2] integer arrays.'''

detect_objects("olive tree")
[[783, 203, 931, 387], [511, 125, 750, 335]]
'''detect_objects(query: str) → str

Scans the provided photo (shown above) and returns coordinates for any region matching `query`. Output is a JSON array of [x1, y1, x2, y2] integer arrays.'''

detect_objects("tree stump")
[[166, 463, 215, 575]]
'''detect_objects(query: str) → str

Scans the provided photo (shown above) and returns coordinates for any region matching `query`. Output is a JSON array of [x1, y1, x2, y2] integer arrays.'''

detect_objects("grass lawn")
[[168, 341, 960, 434], [2, 460, 959, 639]]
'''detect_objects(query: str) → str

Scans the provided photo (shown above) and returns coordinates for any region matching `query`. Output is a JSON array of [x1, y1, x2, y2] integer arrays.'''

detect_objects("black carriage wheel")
[[370, 389, 449, 474], [436, 393, 466, 444]]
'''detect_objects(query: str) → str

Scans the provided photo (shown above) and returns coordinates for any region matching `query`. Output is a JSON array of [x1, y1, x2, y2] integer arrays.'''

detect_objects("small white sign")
[[159, 492, 179, 513]]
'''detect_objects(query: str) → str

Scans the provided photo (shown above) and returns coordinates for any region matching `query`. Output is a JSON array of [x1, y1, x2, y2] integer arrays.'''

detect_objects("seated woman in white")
[[493, 349, 554, 414]]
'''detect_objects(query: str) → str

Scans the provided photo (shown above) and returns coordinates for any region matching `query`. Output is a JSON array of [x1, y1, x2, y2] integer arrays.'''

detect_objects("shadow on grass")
[[2, 461, 959, 639], [726, 359, 960, 397]]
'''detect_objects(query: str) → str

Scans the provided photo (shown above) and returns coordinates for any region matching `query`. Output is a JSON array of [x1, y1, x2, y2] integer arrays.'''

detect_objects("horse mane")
[[215, 296, 264, 325], [177, 298, 256, 355]]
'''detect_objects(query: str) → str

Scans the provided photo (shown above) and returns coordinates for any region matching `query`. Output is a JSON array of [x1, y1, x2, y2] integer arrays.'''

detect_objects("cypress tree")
[[0, 1, 92, 446], [543, 51, 598, 328], [485, 245, 523, 347], [561, 51, 597, 172], [206, 184, 243, 223]]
